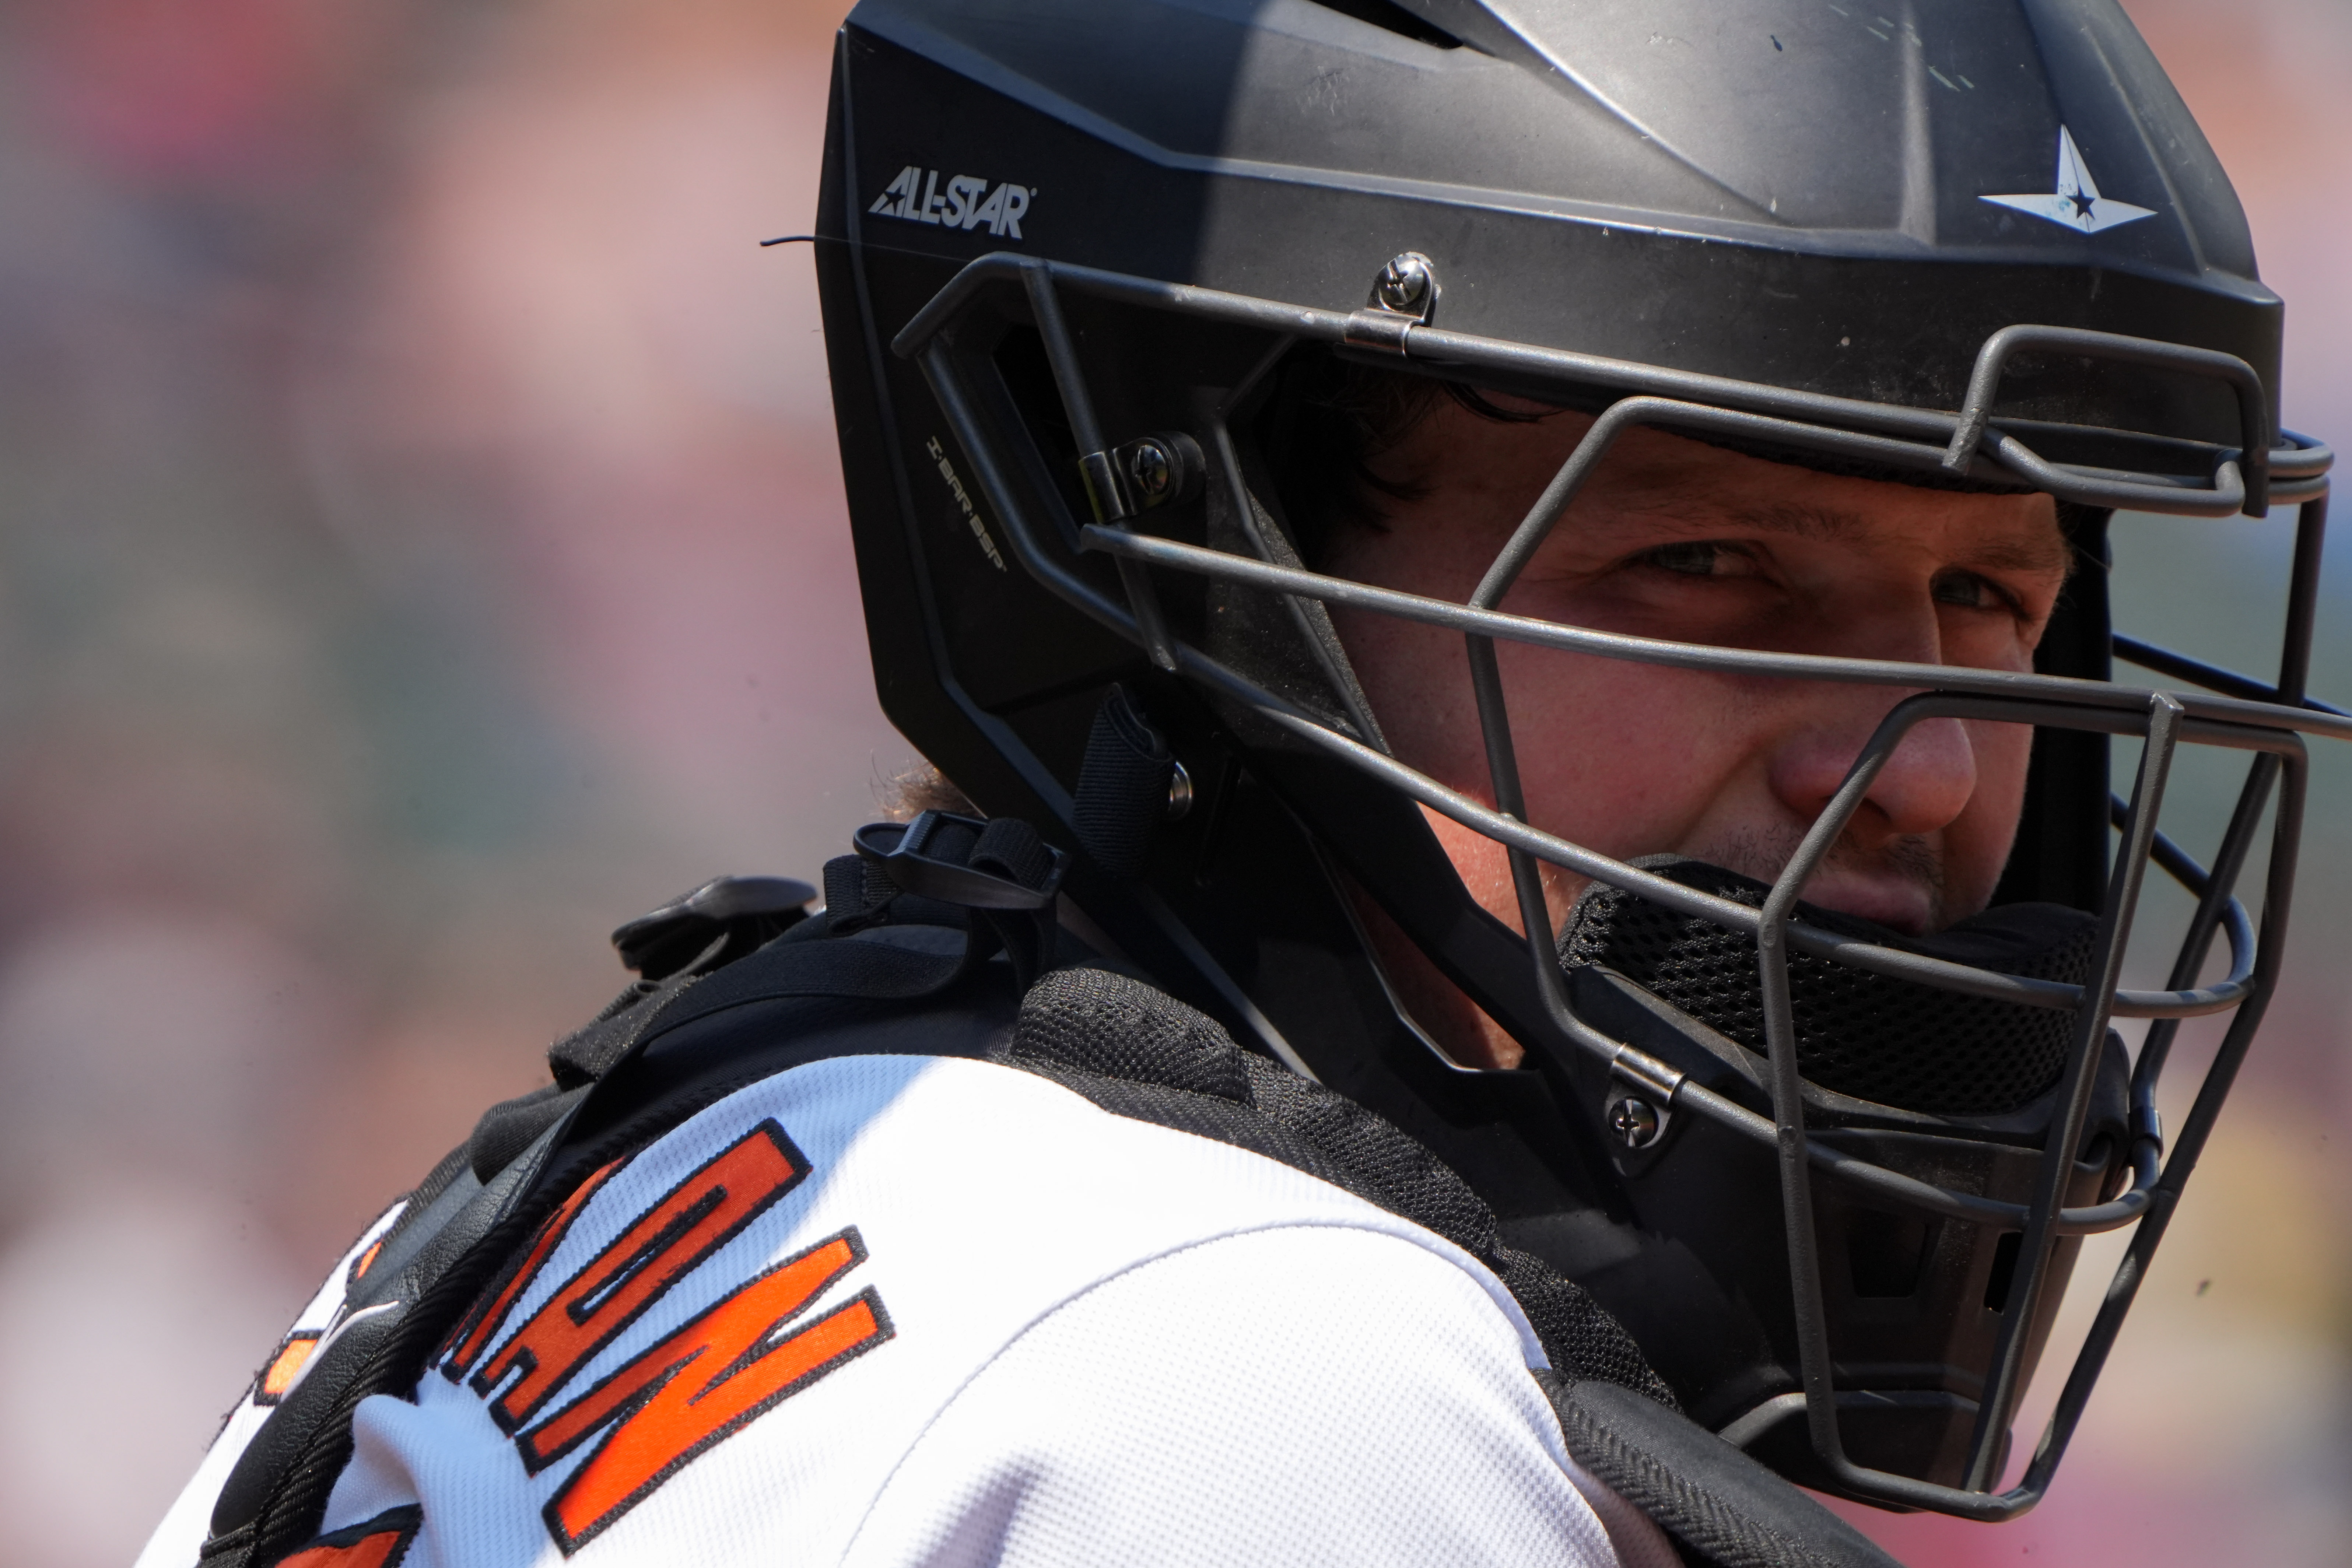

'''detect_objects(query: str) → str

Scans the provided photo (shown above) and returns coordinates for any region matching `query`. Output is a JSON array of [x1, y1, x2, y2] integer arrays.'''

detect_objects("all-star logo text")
[[870, 167, 1032, 239]]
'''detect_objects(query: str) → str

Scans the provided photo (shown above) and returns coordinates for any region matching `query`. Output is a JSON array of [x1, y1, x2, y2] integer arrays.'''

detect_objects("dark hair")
[[1258, 352, 1556, 565], [1260, 350, 2082, 577]]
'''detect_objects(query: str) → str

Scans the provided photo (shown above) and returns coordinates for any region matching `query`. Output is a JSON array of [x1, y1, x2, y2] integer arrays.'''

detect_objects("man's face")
[[1323, 395, 2071, 1064]]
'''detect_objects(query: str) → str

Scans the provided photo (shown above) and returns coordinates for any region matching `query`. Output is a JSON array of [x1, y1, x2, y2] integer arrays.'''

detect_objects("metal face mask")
[[813, 0, 2340, 1522]]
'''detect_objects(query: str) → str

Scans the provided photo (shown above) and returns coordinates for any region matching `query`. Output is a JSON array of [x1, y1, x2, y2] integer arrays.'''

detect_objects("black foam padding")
[[1560, 858, 2099, 1116], [209, 1304, 409, 1543]]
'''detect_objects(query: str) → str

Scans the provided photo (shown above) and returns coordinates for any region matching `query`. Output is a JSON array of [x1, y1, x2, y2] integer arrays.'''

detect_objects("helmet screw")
[[1124, 438, 1175, 503], [1165, 758, 1194, 821], [1608, 1097, 1663, 1150], [1107, 431, 1202, 511], [1371, 252, 1438, 319]]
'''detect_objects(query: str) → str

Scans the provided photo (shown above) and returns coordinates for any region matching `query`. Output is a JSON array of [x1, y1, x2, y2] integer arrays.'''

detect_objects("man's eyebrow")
[[1963, 532, 2075, 576], [1718, 503, 1869, 541], [1707, 501, 2074, 576], [1607, 498, 1869, 540]]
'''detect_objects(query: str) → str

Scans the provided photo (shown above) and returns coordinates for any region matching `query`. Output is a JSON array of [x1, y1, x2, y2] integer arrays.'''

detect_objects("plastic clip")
[[852, 812, 1069, 911]]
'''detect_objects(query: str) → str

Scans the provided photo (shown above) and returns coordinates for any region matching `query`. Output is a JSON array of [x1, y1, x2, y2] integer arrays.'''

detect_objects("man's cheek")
[[1941, 608, 2044, 674], [1942, 719, 2037, 913], [1519, 679, 1750, 845], [1964, 720, 2036, 817]]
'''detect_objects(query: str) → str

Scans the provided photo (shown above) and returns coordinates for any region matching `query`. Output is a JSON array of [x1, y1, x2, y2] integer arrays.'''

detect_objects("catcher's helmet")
[[812, 0, 2337, 1519]]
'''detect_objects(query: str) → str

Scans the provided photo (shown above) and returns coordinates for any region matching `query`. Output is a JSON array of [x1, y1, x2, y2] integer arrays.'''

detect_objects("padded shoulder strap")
[[1540, 1377, 1903, 1568], [1002, 967, 1901, 1568]]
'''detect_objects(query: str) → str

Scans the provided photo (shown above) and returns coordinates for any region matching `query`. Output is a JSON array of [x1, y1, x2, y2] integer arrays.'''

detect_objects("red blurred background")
[[0, 2, 2342, 1563]]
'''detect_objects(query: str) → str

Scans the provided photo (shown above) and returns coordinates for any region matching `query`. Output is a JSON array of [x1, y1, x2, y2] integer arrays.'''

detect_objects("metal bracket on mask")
[[1606, 1045, 1685, 1150]]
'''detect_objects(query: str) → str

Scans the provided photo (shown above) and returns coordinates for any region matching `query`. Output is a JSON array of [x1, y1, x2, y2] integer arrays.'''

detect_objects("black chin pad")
[[1559, 857, 2099, 1116]]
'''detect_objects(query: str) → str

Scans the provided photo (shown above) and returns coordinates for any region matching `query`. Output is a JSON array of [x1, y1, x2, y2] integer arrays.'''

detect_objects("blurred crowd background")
[[0, 1, 2343, 1564]]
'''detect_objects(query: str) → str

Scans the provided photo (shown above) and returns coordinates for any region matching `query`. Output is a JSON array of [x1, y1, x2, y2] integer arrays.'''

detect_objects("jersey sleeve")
[[842, 1222, 1674, 1568]]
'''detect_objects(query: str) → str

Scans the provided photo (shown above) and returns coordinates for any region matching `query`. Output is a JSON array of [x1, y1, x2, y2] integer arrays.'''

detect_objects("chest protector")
[[196, 814, 1900, 1568]]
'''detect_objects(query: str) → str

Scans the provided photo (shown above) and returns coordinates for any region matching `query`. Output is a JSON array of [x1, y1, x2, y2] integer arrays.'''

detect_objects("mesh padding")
[[1013, 966, 1255, 1104], [1008, 967, 1678, 1408], [1559, 858, 2099, 1116], [1539, 1374, 1902, 1568], [1240, 1059, 1498, 1259]]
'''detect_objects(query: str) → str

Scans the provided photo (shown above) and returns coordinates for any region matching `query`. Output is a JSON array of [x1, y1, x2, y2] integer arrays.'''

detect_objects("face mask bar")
[[886, 249, 2338, 1518]]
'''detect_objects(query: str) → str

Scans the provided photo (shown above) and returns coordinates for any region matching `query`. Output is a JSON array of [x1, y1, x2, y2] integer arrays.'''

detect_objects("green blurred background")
[[0, 1, 2343, 1563]]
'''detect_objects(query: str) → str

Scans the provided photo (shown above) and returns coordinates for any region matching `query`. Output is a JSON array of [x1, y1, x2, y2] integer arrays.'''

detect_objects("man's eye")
[[1931, 570, 2013, 612], [1637, 541, 1742, 577]]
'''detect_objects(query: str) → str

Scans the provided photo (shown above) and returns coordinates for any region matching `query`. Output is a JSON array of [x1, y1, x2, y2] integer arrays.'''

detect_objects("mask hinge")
[[1080, 432, 1206, 524], [1343, 250, 1440, 353], [1606, 1043, 1686, 1151]]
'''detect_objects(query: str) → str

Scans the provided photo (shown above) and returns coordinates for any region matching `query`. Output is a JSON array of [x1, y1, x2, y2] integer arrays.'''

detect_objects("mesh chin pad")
[[1558, 857, 2099, 1116]]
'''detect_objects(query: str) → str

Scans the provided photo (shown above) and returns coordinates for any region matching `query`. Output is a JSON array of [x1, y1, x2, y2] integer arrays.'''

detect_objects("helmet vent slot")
[[1846, 1209, 1935, 1299], [1299, 0, 1462, 50], [1983, 1231, 2024, 1314]]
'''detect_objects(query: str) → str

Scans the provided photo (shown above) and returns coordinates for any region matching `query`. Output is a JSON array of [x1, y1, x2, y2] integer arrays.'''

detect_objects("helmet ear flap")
[[1992, 504, 2113, 912]]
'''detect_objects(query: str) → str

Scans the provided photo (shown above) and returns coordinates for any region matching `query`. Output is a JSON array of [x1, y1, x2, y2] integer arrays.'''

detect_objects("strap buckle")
[[609, 875, 816, 978], [852, 811, 1069, 911]]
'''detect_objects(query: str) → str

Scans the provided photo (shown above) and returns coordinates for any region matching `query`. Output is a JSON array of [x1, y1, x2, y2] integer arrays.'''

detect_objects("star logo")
[[1980, 126, 2155, 235]]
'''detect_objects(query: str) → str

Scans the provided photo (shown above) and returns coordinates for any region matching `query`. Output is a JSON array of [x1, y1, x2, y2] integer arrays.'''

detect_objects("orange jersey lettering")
[[466, 1120, 809, 1430], [277, 1506, 421, 1568], [518, 1229, 892, 1551], [440, 1157, 627, 1382]]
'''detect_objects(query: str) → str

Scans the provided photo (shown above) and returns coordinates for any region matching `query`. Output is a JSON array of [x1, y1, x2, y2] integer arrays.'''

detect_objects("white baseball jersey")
[[139, 1053, 1677, 1568]]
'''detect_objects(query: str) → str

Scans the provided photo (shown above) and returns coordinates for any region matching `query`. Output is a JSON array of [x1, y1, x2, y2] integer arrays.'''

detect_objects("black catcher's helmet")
[[811, 0, 2338, 1520]]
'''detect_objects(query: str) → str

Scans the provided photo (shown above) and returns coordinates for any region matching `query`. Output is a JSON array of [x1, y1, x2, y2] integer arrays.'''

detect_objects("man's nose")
[[1764, 590, 1983, 842], [1769, 709, 1979, 844]]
